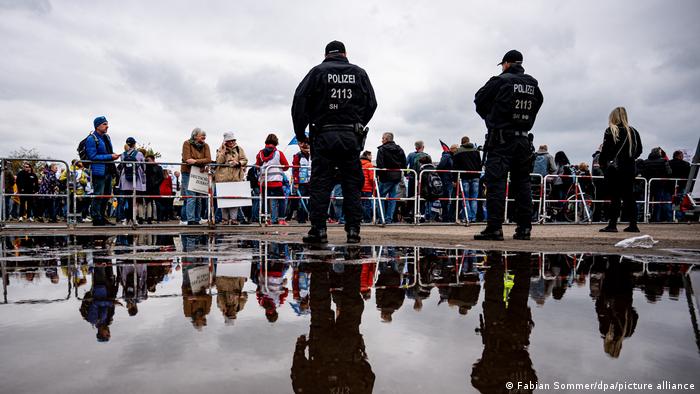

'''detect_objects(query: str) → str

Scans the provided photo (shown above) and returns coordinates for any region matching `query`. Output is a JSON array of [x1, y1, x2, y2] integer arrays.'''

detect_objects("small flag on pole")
[[439, 139, 450, 152], [289, 130, 309, 146]]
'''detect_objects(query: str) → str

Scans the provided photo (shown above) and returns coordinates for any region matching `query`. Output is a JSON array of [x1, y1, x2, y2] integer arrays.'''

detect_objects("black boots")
[[474, 227, 504, 241], [513, 227, 531, 240], [346, 228, 361, 244], [599, 220, 618, 232], [303, 227, 328, 244], [623, 224, 640, 233]]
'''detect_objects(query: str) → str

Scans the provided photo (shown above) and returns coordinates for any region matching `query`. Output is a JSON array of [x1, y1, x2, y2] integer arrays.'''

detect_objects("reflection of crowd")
[[3, 236, 697, 394]]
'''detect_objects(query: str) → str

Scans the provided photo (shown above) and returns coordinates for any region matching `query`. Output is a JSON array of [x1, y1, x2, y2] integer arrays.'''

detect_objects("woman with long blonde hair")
[[598, 107, 643, 232]]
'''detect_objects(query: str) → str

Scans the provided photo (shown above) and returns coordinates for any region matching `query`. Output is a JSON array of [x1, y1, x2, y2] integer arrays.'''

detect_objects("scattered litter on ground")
[[615, 235, 658, 249]]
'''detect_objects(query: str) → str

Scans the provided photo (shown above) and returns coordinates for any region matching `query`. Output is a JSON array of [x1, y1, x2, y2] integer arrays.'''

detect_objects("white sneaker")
[[199, 219, 208, 225], [29, 217, 34, 222], [84, 217, 92, 222], [179, 220, 187, 225], [19, 217, 24, 222], [121, 219, 128, 225]]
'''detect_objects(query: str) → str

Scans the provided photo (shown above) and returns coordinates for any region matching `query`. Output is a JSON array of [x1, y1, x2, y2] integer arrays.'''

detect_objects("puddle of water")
[[0, 234, 699, 393]]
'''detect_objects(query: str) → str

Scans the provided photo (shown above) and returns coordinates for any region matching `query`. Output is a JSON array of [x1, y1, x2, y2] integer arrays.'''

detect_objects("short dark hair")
[[673, 150, 684, 160], [361, 150, 372, 160], [418, 154, 432, 164], [265, 133, 279, 146], [145, 154, 156, 161], [461, 136, 470, 145]]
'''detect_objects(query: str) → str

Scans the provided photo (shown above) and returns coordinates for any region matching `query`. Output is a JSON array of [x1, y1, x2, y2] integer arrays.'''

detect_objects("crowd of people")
[[0, 115, 693, 226]]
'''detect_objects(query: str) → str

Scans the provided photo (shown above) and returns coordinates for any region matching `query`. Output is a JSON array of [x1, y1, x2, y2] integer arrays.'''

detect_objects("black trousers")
[[309, 151, 363, 231], [605, 170, 637, 226], [483, 137, 533, 229]]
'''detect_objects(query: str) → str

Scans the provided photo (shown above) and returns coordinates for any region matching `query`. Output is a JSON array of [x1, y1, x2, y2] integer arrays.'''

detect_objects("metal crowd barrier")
[[2, 155, 698, 229], [647, 178, 685, 222], [415, 169, 483, 224], [1, 157, 74, 228], [542, 174, 649, 224]]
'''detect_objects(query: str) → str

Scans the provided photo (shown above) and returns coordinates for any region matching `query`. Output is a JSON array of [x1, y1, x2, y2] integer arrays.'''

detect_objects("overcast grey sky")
[[1, 0, 698, 167]]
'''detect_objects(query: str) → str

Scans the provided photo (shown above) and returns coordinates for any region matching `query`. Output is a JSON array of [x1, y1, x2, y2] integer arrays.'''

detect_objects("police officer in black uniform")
[[292, 40, 377, 244], [474, 50, 543, 241]]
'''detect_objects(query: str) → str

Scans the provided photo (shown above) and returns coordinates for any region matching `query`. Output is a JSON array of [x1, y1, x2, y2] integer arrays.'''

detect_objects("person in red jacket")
[[159, 169, 173, 221], [256, 134, 290, 225], [290, 141, 311, 223], [360, 151, 375, 223]]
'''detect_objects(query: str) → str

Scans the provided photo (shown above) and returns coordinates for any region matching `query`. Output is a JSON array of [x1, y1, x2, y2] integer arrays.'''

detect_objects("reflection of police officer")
[[291, 262, 375, 393], [292, 40, 377, 244], [471, 252, 536, 393], [474, 50, 543, 241]]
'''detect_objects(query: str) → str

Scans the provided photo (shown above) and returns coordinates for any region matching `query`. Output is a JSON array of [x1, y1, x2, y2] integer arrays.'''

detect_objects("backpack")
[[77, 134, 99, 168], [421, 168, 443, 201], [119, 150, 139, 180], [533, 154, 548, 177]]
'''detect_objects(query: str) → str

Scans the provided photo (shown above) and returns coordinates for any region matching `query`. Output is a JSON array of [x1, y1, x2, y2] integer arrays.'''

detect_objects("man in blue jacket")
[[86, 116, 120, 226]]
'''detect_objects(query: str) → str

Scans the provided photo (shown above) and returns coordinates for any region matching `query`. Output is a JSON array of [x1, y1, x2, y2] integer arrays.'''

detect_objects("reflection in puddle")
[[0, 234, 698, 393]]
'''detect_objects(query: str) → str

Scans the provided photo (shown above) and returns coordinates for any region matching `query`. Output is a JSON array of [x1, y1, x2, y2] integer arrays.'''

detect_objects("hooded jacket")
[[453, 143, 482, 179], [376, 141, 406, 183]]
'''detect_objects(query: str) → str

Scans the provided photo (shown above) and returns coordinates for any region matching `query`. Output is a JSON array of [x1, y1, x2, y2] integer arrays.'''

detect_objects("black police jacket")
[[291, 54, 377, 143], [474, 64, 543, 132]]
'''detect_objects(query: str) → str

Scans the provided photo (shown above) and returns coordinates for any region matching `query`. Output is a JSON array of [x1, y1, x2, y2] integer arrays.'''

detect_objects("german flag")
[[439, 139, 450, 152]]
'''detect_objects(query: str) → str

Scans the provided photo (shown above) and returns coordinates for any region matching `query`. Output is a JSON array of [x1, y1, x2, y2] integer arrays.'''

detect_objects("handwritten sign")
[[187, 166, 209, 194]]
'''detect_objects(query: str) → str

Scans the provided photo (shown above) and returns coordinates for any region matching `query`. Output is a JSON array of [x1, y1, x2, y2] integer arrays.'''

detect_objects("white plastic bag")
[[614, 235, 658, 249]]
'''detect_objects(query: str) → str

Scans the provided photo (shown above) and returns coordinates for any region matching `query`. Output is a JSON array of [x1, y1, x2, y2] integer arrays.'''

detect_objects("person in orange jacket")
[[360, 151, 375, 223]]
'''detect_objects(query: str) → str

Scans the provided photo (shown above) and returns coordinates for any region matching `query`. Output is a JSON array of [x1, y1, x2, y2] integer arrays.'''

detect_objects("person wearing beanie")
[[214, 131, 248, 225], [85, 116, 120, 226], [117, 136, 146, 224]]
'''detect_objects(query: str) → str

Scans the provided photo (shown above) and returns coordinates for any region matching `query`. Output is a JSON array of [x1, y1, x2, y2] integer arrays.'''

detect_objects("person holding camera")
[[214, 132, 248, 225]]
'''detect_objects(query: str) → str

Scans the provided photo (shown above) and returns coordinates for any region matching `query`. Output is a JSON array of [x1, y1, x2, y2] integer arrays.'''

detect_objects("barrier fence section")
[[371, 168, 418, 225], [1, 157, 73, 228], [1, 155, 698, 228], [647, 178, 686, 223], [415, 169, 484, 224], [542, 174, 649, 224]]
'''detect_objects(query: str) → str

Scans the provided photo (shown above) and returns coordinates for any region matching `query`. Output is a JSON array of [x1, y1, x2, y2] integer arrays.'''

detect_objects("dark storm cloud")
[[217, 66, 297, 108]]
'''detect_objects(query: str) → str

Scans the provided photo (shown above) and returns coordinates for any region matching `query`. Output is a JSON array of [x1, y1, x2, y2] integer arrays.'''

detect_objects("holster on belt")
[[355, 123, 369, 151]]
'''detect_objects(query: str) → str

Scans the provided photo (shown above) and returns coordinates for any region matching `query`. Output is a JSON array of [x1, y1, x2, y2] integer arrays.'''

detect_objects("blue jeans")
[[460, 178, 479, 222], [361, 191, 374, 223], [251, 188, 260, 223], [652, 189, 672, 222], [441, 181, 454, 222], [266, 187, 284, 223], [4, 196, 17, 220], [181, 172, 202, 222], [379, 181, 399, 224], [332, 184, 344, 223], [90, 174, 113, 223]]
